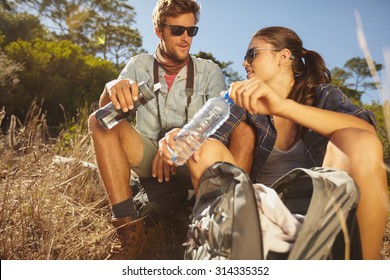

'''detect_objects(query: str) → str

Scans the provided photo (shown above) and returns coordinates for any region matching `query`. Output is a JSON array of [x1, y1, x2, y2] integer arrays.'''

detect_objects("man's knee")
[[230, 122, 255, 143], [229, 122, 255, 173], [88, 112, 100, 134], [88, 111, 128, 140]]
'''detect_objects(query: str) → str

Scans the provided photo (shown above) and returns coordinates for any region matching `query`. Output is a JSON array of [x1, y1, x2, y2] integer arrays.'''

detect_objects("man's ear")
[[155, 26, 163, 40]]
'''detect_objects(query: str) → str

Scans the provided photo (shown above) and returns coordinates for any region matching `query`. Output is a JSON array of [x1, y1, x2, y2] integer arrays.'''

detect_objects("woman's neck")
[[267, 74, 295, 99]]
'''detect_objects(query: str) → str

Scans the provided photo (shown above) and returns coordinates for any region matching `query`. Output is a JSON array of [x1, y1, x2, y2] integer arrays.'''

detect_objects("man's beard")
[[166, 49, 187, 63]]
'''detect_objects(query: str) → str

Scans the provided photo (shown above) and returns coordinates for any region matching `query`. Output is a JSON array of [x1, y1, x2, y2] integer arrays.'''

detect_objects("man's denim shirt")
[[119, 53, 227, 140], [211, 84, 376, 182]]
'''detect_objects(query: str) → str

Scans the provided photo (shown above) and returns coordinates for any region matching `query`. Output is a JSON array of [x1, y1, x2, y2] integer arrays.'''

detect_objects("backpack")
[[184, 162, 362, 260], [184, 162, 263, 259]]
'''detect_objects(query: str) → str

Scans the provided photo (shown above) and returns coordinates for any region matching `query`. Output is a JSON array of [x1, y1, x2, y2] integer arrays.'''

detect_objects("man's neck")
[[155, 44, 189, 75]]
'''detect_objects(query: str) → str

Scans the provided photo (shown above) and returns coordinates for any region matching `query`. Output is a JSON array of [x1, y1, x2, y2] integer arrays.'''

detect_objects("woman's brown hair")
[[253, 26, 332, 142], [253, 26, 331, 105]]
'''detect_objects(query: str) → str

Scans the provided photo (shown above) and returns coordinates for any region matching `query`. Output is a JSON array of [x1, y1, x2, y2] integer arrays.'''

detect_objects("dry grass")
[[0, 103, 389, 260], [0, 102, 186, 260], [381, 214, 390, 260], [0, 102, 112, 259]]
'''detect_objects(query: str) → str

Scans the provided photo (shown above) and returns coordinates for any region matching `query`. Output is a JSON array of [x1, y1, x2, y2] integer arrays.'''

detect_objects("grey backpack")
[[184, 162, 263, 259], [184, 162, 361, 260]]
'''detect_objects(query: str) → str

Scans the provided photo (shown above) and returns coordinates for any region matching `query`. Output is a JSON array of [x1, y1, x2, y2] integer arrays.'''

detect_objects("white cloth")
[[253, 183, 304, 257]]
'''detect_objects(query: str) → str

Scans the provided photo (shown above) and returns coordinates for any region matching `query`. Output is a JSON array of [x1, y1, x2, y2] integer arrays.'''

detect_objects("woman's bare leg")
[[187, 139, 237, 194], [323, 128, 389, 259]]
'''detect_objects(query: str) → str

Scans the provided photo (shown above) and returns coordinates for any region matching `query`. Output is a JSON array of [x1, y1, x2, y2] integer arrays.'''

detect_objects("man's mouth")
[[178, 44, 189, 50]]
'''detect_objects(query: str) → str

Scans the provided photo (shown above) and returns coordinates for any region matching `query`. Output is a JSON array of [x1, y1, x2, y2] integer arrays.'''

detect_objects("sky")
[[129, 0, 390, 103]]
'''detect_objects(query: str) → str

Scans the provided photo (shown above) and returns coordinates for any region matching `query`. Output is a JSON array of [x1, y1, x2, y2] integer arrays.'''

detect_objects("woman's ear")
[[280, 48, 293, 61], [278, 48, 293, 66]]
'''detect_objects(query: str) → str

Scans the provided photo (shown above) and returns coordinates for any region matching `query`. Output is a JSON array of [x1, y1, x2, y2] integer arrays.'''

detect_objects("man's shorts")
[[131, 130, 190, 178]]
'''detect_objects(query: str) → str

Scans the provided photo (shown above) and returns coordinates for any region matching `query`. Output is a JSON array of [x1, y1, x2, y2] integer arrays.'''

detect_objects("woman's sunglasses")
[[162, 24, 199, 37], [244, 47, 280, 64]]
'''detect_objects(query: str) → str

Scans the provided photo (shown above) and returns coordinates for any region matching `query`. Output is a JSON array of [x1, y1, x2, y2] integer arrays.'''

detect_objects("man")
[[88, 0, 226, 260]]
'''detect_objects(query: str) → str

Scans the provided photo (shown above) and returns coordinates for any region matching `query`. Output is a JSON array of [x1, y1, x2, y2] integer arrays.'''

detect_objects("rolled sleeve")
[[211, 103, 247, 145]]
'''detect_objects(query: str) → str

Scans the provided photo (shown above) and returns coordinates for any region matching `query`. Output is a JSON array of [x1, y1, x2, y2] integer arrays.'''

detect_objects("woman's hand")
[[229, 77, 288, 116]]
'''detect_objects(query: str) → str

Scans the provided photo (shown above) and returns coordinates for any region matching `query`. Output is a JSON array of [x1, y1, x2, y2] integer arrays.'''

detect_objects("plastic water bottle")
[[170, 91, 233, 166], [95, 80, 161, 129]]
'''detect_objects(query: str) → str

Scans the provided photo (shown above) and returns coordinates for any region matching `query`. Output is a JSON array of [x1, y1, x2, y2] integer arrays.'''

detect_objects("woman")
[[160, 26, 389, 259]]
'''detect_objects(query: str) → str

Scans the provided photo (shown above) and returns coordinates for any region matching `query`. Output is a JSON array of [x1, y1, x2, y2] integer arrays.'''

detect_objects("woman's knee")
[[347, 130, 383, 169], [324, 128, 384, 174], [188, 139, 235, 186], [189, 139, 233, 167]]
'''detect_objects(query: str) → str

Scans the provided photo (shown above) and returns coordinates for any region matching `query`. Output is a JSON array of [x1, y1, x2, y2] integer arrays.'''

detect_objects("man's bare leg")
[[89, 113, 147, 260], [229, 122, 255, 174], [89, 114, 143, 205]]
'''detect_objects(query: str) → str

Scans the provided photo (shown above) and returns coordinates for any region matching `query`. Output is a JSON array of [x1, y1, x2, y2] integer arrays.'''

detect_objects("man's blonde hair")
[[152, 0, 201, 30]]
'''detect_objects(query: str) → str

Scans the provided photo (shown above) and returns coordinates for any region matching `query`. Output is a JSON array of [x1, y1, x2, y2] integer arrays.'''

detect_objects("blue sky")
[[130, 0, 390, 103]]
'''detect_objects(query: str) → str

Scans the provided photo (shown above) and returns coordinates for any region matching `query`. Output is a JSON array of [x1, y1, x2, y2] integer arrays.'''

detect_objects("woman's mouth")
[[246, 70, 255, 79]]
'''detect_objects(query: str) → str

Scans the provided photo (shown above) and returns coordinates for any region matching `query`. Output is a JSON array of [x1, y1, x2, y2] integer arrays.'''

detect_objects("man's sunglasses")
[[162, 24, 199, 37], [244, 47, 280, 64]]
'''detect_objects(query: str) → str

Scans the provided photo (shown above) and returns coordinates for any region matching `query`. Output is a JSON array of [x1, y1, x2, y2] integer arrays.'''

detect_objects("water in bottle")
[[95, 79, 161, 129], [171, 91, 233, 165]]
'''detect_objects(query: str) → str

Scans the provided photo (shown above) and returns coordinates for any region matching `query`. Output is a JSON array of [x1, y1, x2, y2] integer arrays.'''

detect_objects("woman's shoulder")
[[314, 83, 348, 108], [315, 83, 343, 96], [314, 84, 376, 126]]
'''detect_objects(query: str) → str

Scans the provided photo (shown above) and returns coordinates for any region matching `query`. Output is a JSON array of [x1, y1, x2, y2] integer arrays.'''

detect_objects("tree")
[[344, 57, 382, 102], [85, 0, 143, 66], [331, 66, 361, 104], [0, 50, 23, 88], [0, 11, 48, 47], [0, 0, 15, 11], [345, 57, 383, 90], [193, 51, 242, 85], [331, 57, 383, 104], [2, 38, 117, 131], [15, 0, 143, 68]]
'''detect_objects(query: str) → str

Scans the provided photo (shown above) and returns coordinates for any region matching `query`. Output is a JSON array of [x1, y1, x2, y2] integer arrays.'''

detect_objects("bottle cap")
[[222, 91, 234, 105]]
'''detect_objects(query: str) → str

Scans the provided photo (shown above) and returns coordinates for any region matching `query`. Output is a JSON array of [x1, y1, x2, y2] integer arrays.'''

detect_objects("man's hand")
[[151, 128, 203, 182], [106, 79, 139, 112], [151, 128, 180, 182]]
